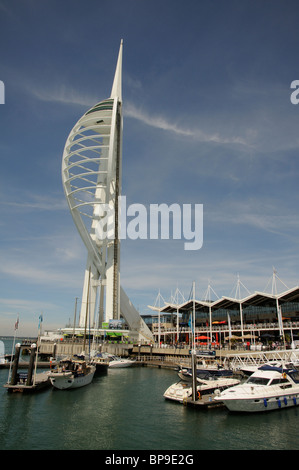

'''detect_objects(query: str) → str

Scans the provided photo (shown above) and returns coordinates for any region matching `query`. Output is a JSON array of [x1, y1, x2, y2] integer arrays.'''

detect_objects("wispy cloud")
[[124, 102, 193, 136], [124, 101, 247, 145], [26, 82, 248, 145], [0, 193, 67, 211], [0, 297, 58, 314], [0, 261, 82, 289], [27, 83, 96, 107], [208, 199, 299, 239]]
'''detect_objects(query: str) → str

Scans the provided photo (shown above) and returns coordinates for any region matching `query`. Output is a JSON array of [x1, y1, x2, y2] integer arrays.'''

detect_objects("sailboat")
[[48, 358, 95, 390], [48, 272, 96, 390]]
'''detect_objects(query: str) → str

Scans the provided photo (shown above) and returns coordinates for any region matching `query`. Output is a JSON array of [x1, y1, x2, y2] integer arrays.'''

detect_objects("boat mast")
[[191, 281, 197, 401], [33, 313, 43, 386], [83, 267, 91, 356], [71, 297, 78, 357], [7, 314, 19, 384]]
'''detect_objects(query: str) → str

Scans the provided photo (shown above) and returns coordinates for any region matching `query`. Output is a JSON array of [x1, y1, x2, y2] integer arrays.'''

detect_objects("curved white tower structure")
[[62, 41, 152, 342]]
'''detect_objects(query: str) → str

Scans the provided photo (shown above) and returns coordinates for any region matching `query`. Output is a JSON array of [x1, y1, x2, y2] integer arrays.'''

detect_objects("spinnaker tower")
[[61, 41, 152, 342]]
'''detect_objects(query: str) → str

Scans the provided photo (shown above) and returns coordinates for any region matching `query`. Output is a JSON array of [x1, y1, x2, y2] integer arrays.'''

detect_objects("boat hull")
[[164, 378, 240, 403], [109, 360, 135, 368], [49, 367, 95, 390], [221, 393, 299, 412], [216, 365, 299, 412]]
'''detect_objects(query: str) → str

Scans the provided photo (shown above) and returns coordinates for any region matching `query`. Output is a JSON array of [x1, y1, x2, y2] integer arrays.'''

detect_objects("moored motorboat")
[[215, 364, 299, 412], [240, 360, 299, 377], [103, 353, 135, 368], [163, 376, 240, 403], [48, 358, 96, 390], [90, 355, 109, 373], [178, 361, 233, 380]]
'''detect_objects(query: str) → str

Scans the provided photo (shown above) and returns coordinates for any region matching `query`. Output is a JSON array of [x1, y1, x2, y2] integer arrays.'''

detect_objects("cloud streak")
[[124, 102, 248, 145], [27, 83, 96, 107], [26, 82, 248, 146]]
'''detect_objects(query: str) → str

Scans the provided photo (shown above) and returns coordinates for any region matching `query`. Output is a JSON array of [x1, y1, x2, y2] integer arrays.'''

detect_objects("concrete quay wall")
[[39, 340, 134, 358]]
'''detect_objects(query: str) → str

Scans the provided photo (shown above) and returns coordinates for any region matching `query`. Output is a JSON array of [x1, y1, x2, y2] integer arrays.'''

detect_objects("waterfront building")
[[147, 284, 299, 348]]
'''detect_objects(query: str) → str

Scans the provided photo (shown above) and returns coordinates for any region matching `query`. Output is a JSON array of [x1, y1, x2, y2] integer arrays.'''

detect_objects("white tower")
[[62, 41, 153, 342]]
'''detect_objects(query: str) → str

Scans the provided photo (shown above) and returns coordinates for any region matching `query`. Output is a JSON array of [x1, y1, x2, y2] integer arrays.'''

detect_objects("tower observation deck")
[[61, 41, 153, 343]]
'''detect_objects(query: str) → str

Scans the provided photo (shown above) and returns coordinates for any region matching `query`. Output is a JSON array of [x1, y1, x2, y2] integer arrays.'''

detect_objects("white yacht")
[[101, 353, 135, 368], [163, 377, 240, 403], [215, 364, 299, 412], [240, 360, 297, 377], [107, 355, 135, 368], [48, 358, 96, 390]]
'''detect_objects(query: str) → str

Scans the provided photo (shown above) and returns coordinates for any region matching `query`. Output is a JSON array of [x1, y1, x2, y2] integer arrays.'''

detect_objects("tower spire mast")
[[110, 39, 123, 102]]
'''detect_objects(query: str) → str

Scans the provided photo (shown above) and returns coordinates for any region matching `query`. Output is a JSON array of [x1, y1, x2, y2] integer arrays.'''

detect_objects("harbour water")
[[0, 338, 298, 451]]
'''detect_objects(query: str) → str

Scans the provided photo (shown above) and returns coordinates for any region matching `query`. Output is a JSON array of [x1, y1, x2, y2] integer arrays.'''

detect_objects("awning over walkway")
[[148, 286, 299, 315]]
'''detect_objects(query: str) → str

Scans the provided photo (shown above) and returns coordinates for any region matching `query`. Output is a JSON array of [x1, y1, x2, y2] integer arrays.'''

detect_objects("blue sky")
[[1, 0, 299, 335]]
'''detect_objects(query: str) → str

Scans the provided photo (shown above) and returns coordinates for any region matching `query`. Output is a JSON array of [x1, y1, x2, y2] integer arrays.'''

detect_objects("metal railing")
[[152, 320, 299, 335]]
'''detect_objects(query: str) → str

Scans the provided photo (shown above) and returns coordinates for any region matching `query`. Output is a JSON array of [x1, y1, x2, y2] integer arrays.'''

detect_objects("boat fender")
[[293, 397, 297, 406], [277, 398, 281, 408], [283, 397, 287, 406], [197, 391, 201, 399], [263, 398, 267, 407]]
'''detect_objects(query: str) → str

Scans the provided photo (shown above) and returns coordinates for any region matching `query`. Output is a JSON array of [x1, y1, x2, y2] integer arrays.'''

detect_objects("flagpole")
[[227, 312, 232, 351], [7, 314, 19, 384], [191, 281, 198, 401], [33, 313, 43, 385]]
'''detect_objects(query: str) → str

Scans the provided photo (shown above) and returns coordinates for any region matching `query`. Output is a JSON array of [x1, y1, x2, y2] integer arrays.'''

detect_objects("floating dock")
[[182, 394, 225, 409], [3, 342, 52, 393], [4, 372, 51, 393]]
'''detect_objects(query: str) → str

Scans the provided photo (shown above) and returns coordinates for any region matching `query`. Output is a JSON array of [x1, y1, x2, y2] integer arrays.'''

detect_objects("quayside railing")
[[227, 349, 299, 371]]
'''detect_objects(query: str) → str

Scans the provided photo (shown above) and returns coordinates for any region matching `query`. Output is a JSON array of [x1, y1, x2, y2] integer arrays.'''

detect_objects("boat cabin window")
[[269, 378, 289, 386], [247, 376, 270, 386], [289, 371, 299, 383]]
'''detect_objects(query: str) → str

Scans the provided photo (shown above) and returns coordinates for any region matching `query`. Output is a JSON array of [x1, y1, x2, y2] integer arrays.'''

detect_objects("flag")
[[38, 314, 43, 329], [14, 315, 19, 330]]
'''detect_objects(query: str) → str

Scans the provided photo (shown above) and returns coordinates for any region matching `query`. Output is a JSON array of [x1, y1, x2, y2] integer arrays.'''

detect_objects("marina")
[[1, 336, 299, 451]]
